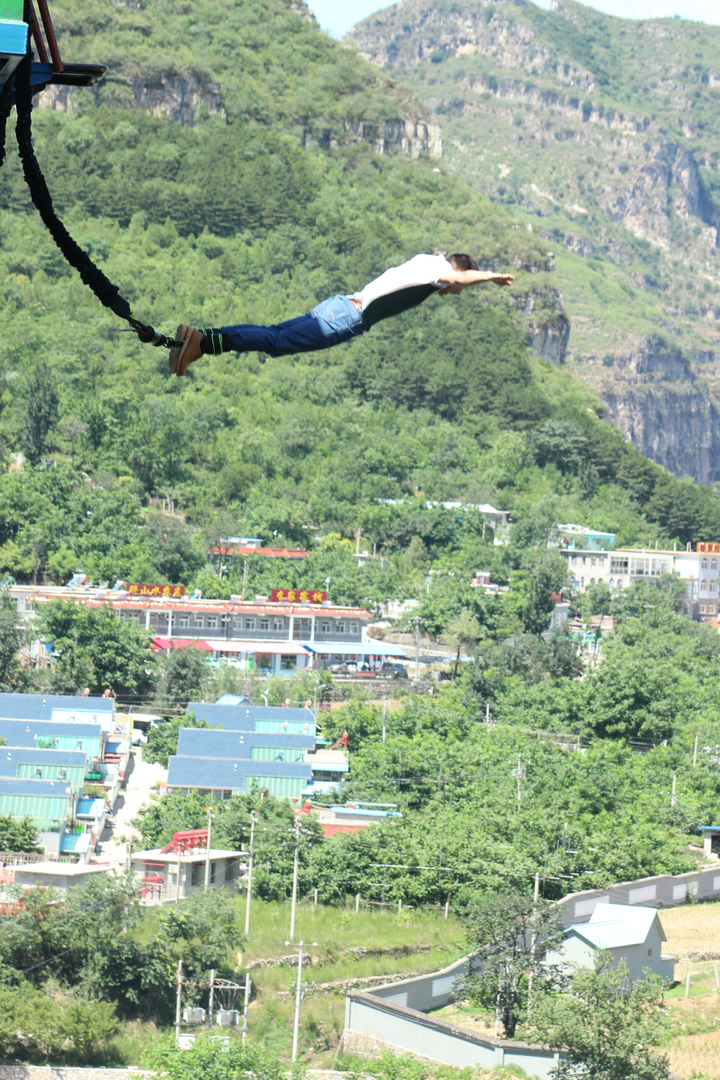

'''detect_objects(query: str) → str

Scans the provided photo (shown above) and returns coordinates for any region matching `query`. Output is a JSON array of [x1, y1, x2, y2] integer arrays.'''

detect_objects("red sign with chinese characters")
[[128, 584, 186, 599], [270, 588, 327, 604]]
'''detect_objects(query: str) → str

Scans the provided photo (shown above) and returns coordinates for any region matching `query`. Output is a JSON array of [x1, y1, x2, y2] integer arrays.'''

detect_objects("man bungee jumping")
[[169, 252, 515, 376]]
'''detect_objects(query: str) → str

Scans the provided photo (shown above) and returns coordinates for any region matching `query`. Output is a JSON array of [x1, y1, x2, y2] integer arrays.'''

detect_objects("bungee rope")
[[2, 50, 183, 350]]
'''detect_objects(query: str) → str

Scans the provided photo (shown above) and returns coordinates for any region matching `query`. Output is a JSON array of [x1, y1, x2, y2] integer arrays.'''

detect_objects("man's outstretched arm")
[[438, 269, 515, 293]]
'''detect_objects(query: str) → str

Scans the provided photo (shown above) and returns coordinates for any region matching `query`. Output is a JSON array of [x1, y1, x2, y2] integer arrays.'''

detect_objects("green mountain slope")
[[1, 0, 720, 595], [349, 0, 720, 485]]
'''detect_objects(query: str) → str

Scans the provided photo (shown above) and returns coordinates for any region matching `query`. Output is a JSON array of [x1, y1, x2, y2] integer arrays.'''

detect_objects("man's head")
[[448, 253, 480, 272]]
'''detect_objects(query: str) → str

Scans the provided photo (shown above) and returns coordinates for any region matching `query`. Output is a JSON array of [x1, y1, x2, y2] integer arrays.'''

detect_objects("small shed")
[[545, 903, 676, 983]]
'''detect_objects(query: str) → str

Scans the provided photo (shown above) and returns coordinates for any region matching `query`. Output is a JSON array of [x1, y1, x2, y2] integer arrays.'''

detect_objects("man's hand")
[[438, 270, 515, 294]]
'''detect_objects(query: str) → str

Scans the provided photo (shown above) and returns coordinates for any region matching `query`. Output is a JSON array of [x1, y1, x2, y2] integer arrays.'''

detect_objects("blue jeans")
[[219, 294, 363, 357]]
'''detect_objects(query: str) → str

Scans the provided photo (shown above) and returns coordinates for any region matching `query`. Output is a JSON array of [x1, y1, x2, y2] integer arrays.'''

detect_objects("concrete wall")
[[345, 993, 563, 1080], [560, 866, 720, 926], [345, 864, 720, 1073], [368, 955, 469, 1011]]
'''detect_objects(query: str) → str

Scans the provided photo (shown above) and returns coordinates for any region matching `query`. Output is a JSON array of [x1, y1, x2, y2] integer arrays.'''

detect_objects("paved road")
[[99, 747, 168, 865]]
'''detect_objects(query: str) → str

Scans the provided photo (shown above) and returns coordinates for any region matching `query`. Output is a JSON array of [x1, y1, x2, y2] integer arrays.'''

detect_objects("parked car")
[[381, 662, 409, 679], [328, 661, 357, 675]]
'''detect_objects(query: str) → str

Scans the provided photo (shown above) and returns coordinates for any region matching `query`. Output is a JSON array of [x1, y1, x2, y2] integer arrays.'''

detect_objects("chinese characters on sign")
[[128, 584, 186, 598], [270, 588, 328, 604]]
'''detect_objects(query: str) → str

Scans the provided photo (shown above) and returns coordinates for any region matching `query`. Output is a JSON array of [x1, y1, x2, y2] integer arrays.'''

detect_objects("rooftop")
[[167, 755, 311, 788], [0, 776, 72, 798], [135, 847, 245, 864], [187, 703, 316, 728], [177, 729, 315, 757], [567, 903, 665, 949], [0, 692, 112, 721]]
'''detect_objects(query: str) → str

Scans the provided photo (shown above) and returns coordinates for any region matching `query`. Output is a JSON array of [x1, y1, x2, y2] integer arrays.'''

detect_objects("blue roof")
[[215, 695, 251, 705], [0, 748, 88, 772], [0, 776, 72, 797], [167, 755, 312, 788], [567, 903, 665, 949], [0, 719, 103, 746], [187, 702, 315, 728], [0, 693, 112, 721], [60, 832, 92, 853], [76, 797, 106, 816], [303, 642, 408, 657], [177, 728, 314, 758]]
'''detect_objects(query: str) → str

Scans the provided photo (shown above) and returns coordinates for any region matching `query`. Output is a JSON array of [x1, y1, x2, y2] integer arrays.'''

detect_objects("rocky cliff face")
[[574, 342, 720, 484], [348, 0, 720, 485]]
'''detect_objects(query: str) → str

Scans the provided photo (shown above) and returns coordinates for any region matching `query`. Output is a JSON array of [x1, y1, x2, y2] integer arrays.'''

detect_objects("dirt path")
[[99, 747, 167, 864]]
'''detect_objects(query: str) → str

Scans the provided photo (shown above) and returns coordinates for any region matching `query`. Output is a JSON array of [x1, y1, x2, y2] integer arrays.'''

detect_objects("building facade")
[[11, 584, 406, 674], [555, 541, 720, 617]]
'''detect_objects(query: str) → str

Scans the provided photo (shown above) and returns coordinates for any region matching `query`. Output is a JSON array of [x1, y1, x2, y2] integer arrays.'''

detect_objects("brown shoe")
[[169, 325, 204, 376]]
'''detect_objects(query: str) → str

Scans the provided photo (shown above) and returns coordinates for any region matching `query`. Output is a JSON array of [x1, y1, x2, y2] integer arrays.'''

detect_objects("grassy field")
[[241, 898, 466, 1065], [660, 900, 720, 1080]]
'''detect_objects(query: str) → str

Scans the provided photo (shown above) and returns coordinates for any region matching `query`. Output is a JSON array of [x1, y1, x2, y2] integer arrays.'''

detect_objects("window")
[[233, 616, 243, 629], [272, 618, 284, 631], [591, 558, 596, 567], [260, 618, 269, 631], [320, 621, 331, 633], [700, 603, 707, 613], [191, 863, 202, 887], [245, 618, 256, 630], [336, 622, 345, 634], [281, 655, 296, 670], [712, 581, 717, 593], [701, 579, 708, 592], [207, 616, 218, 629], [179, 616, 189, 629], [712, 559, 718, 570], [702, 558, 708, 569], [210, 861, 216, 885], [222, 789, 232, 800], [193, 616, 204, 628], [590, 578, 595, 585], [609, 579, 615, 590], [710, 602, 717, 614], [350, 622, 359, 634], [647, 947, 653, 957], [610, 557, 629, 573]]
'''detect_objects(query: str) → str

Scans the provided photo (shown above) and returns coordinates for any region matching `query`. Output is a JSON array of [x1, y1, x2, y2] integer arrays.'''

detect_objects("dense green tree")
[[460, 889, 567, 1038], [19, 364, 59, 466], [155, 649, 211, 710], [535, 954, 671, 1080], [143, 713, 215, 769], [0, 595, 28, 689], [0, 814, 41, 853], [35, 600, 155, 697]]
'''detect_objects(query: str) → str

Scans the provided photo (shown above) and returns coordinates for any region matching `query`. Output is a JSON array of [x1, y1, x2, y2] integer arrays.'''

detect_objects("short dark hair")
[[448, 252, 480, 272]]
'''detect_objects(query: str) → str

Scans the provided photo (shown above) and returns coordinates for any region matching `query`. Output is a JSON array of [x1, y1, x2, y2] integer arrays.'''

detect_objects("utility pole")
[[175, 959, 182, 1044], [671, 773, 677, 807], [288, 941, 316, 1062], [242, 975, 251, 1041], [204, 805, 213, 891], [527, 871, 540, 1018], [290, 816, 301, 942], [207, 969, 215, 1029], [245, 812, 256, 937]]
